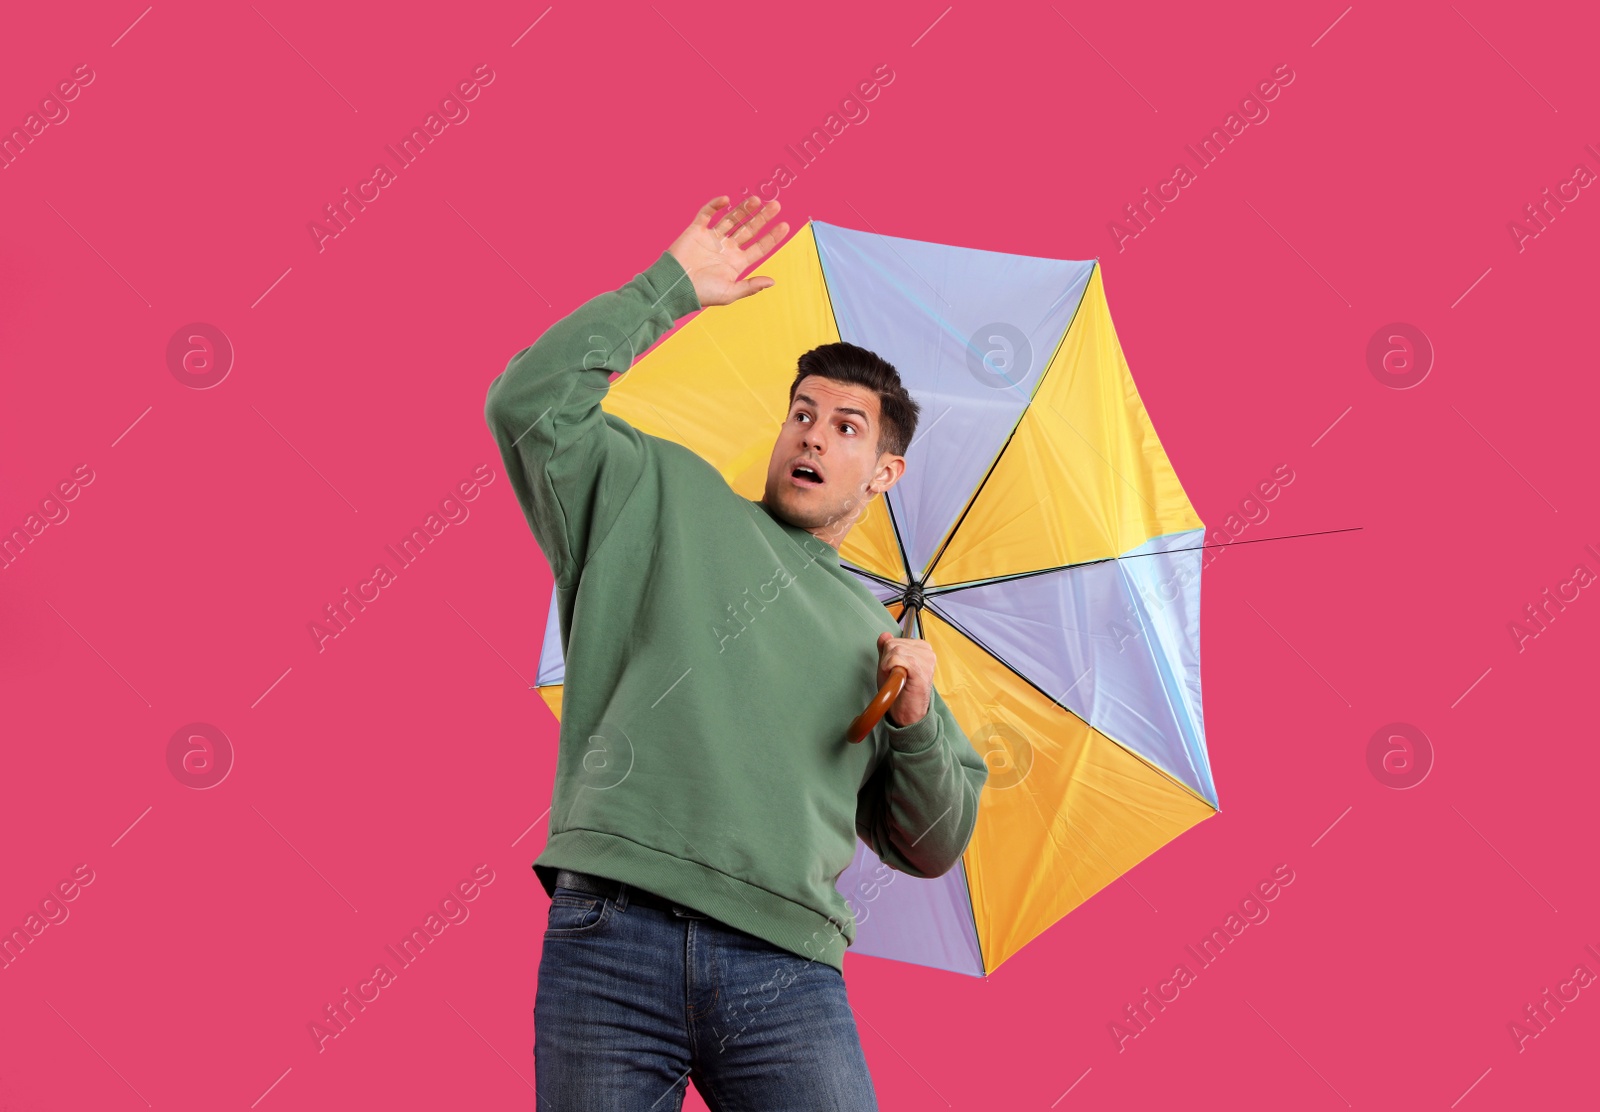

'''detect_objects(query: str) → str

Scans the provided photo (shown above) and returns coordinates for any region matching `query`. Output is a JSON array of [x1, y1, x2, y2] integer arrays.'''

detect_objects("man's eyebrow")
[[793, 393, 871, 423]]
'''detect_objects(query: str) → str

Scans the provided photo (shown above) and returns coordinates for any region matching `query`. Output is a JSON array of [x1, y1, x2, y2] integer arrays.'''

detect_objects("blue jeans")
[[534, 881, 879, 1110]]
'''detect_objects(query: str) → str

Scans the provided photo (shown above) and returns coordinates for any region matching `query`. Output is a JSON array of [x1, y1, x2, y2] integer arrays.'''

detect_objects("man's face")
[[761, 375, 905, 546]]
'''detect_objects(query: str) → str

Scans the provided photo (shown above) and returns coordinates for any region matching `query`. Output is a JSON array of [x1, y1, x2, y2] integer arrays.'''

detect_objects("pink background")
[[3, 2, 1596, 1108]]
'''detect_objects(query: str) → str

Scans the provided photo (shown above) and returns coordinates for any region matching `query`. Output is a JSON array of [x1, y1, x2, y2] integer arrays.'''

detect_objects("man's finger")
[[737, 218, 790, 265], [729, 277, 776, 300], [710, 195, 761, 238], [730, 200, 780, 249], [696, 195, 731, 228]]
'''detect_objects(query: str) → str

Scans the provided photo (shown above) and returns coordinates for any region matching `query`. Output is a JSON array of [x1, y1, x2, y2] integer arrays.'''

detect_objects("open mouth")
[[790, 462, 825, 487]]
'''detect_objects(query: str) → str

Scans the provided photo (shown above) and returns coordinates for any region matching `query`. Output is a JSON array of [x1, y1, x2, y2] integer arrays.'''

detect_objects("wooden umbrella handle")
[[846, 665, 907, 744]]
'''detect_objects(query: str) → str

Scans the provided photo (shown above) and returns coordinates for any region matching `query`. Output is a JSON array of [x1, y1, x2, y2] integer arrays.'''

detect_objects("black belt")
[[553, 868, 682, 913]]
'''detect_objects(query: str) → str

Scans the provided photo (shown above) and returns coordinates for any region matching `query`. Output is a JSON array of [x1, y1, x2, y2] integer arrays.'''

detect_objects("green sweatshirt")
[[484, 248, 989, 972]]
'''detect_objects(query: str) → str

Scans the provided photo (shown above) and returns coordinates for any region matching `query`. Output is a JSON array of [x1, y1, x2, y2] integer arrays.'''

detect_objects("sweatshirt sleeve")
[[484, 250, 701, 589], [855, 685, 990, 879]]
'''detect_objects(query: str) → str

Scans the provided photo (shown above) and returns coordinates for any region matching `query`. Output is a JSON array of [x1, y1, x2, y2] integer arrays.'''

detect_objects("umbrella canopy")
[[532, 220, 1217, 976]]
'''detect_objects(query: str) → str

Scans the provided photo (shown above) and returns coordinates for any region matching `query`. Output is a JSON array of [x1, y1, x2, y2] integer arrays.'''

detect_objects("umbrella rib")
[[925, 526, 1363, 597], [882, 482, 914, 586], [927, 543, 1177, 598], [842, 562, 901, 589]]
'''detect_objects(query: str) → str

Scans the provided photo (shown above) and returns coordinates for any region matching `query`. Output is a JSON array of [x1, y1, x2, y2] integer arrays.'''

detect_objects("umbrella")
[[531, 220, 1217, 975]]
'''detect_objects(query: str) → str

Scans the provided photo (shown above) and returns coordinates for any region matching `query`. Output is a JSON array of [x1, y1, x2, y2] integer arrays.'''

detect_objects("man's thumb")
[[734, 276, 775, 299]]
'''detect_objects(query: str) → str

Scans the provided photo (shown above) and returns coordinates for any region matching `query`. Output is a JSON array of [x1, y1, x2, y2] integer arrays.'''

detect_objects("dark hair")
[[786, 342, 921, 458]]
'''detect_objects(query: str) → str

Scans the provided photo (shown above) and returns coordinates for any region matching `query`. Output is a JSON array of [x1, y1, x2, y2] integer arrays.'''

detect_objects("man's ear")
[[868, 454, 906, 496]]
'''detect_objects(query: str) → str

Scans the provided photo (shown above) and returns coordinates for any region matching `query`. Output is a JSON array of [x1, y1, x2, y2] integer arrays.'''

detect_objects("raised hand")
[[667, 195, 791, 307]]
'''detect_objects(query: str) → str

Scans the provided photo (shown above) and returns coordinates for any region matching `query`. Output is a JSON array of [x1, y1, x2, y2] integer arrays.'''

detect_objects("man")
[[484, 194, 989, 1110]]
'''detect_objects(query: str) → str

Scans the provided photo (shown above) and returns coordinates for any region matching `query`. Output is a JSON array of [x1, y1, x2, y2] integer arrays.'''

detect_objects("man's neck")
[[756, 497, 846, 552]]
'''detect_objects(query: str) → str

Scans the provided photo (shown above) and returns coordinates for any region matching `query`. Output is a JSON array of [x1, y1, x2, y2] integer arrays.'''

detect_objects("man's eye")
[[841, 423, 856, 435]]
